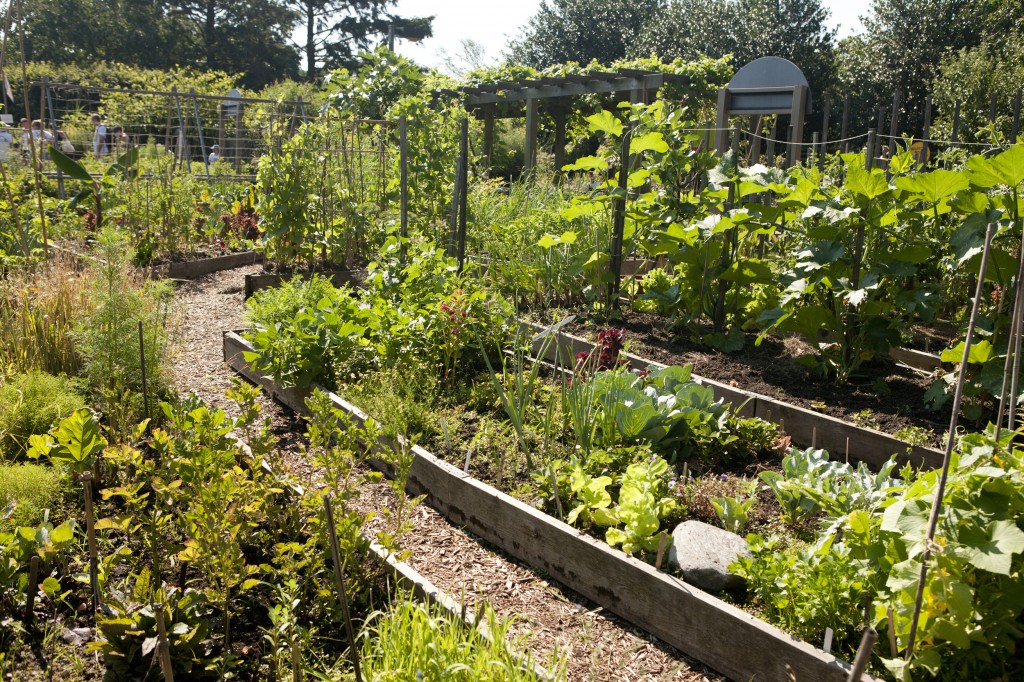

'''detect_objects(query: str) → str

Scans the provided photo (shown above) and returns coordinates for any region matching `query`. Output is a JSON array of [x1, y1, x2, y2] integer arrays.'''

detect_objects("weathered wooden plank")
[[152, 251, 262, 279], [222, 331, 311, 413], [328, 395, 867, 682], [888, 346, 941, 371]]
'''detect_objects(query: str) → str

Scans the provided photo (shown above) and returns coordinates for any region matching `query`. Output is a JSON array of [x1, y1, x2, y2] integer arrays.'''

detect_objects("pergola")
[[449, 69, 691, 172]]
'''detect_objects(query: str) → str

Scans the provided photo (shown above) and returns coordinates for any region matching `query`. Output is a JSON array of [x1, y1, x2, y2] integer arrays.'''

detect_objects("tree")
[[506, 0, 666, 68], [439, 39, 491, 78], [15, 0, 300, 88], [837, 0, 986, 134], [169, 0, 300, 88], [930, 3, 1024, 141], [636, 0, 836, 105], [288, 0, 433, 81]]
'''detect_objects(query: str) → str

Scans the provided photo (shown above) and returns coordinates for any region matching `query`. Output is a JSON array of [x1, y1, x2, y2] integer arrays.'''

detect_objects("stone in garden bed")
[[667, 520, 750, 592]]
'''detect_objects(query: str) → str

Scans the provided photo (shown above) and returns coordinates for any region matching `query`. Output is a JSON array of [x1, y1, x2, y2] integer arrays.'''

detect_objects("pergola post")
[[524, 97, 538, 174], [553, 109, 567, 174], [483, 113, 495, 173], [787, 85, 808, 168], [715, 88, 730, 153]]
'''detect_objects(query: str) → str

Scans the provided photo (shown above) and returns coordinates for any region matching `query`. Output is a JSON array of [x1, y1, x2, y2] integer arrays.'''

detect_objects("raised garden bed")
[[49, 243, 263, 280], [243, 268, 369, 299], [148, 250, 263, 279], [223, 330, 879, 682], [528, 322, 944, 470]]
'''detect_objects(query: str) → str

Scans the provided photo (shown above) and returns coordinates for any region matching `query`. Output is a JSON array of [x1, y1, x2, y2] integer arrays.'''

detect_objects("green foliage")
[[586, 365, 774, 464], [507, 0, 663, 68], [0, 463, 62, 528], [90, 587, 212, 678], [74, 228, 173, 403], [0, 255, 94, 376], [244, 240, 512, 389], [356, 595, 558, 681], [736, 428, 1024, 679], [0, 372, 87, 459], [639, 0, 837, 105], [27, 408, 107, 476]]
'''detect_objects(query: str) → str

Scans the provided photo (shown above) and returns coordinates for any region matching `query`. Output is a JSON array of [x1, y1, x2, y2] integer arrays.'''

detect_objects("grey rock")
[[666, 520, 750, 592], [61, 627, 93, 646]]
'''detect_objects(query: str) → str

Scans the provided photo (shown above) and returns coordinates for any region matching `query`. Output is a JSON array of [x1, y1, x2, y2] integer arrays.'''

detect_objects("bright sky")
[[390, 0, 873, 73]]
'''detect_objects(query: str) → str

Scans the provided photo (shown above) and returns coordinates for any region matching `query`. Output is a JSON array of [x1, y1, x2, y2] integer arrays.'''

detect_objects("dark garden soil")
[[563, 312, 952, 448], [167, 264, 723, 682]]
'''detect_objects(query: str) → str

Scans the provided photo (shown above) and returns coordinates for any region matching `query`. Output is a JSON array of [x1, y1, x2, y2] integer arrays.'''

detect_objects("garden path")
[[169, 265, 724, 681]]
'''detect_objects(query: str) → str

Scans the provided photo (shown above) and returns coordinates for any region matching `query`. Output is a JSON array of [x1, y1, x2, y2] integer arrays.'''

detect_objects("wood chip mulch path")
[[168, 265, 726, 681]]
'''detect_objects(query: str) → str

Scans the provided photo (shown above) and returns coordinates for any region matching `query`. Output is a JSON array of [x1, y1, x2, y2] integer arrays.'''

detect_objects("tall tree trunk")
[[305, 0, 316, 81], [204, 0, 216, 67]]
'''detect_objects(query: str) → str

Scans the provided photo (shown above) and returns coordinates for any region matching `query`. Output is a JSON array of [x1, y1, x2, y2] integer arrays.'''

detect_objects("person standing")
[[0, 123, 13, 162], [91, 114, 108, 157], [208, 144, 221, 164]]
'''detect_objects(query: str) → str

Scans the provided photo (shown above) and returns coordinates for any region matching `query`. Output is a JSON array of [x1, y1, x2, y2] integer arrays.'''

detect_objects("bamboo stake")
[[139, 320, 150, 421], [323, 496, 362, 682], [548, 463, 564, 521], [846, 627, 878, 682], [15, 0, 47, 253], [905, 223, 995, 660]]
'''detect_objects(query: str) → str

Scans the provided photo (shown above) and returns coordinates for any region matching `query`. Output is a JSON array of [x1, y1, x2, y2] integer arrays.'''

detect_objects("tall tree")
[[170, 0, 300, 88], [637, 0, 836, 103], [289, 0, 432, 81], [507, 0, 666, 68], [16, 0, 300, 87], [837, 0, 984, 133]]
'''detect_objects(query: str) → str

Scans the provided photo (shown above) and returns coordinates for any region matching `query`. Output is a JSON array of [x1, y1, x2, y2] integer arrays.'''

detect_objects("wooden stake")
[[886, 607, 898, 657], [323, 496, 362, 682], [139, 320, 150, 421], [654, 532, 668, 571], [846, 627, 878, 682], [155, 602, 175, 682], [24, 555, 39, 620], [82, 471, 100, 612], [548, 463, 564, 521]]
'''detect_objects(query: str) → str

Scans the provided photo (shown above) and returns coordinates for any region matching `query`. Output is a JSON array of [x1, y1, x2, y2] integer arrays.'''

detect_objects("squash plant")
[[755, 150, 936, 381]]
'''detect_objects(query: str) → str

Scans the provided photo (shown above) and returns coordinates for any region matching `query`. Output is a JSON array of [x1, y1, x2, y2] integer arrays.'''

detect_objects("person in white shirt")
[[0, 124, 13, 162], [30, 120, 53, 145], [208, 144, 221, 164], [57, 130, 74, 154], [91, 114, 108, 157]]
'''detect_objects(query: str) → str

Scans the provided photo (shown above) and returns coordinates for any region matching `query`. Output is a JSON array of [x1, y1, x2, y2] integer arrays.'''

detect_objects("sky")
[[390, 0, 874, 73]]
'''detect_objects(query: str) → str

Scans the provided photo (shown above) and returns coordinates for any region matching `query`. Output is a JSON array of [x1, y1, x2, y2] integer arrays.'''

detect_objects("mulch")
[[169, 265, 724, 681]]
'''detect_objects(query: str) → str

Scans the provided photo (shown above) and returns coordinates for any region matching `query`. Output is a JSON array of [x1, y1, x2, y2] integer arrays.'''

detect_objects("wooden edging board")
[[243, 269, 368, 299], [49, 244, 263, 280], [526, 322, 944, 471], [148, 250, 263, 279], [222, 330, 878, 682]]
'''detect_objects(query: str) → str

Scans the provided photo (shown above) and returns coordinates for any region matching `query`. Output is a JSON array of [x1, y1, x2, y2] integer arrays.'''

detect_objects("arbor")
[[506, 0, 666, 68]]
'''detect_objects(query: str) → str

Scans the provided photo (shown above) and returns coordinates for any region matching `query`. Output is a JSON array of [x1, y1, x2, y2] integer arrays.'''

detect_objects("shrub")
[[0, 371, 87, 459], [0, 463, 62, 527]]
